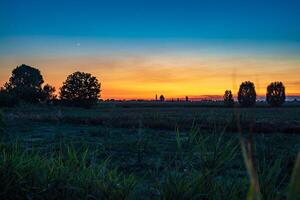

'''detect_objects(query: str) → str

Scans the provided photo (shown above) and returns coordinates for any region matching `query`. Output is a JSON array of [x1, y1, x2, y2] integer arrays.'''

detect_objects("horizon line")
[[101, 95, 300, 101]]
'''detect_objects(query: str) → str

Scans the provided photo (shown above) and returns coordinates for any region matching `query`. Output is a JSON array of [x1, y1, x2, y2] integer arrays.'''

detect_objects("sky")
[[0, 0, 300, 100]]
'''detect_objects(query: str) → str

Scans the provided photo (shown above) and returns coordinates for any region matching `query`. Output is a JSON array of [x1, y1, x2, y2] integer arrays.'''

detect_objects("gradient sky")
[[0, 0, 300, 99]]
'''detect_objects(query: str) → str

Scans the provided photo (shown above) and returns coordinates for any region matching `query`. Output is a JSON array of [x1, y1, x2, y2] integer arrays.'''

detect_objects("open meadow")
[[1, 1, 300, 199], [1, 102, 300, 199]]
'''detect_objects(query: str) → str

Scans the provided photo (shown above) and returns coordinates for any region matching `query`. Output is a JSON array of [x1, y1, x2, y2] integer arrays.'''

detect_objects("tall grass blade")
[[288, 152, 300, 200]]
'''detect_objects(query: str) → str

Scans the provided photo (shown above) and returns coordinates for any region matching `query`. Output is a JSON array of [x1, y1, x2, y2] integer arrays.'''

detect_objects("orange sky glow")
[[0, 38, 299, 100]]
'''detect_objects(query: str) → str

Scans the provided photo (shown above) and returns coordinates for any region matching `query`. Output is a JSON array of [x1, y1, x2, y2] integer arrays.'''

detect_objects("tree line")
[[0, 64, 100, 107], [223, 81, 286, 107], [0, 64, 286, 108]]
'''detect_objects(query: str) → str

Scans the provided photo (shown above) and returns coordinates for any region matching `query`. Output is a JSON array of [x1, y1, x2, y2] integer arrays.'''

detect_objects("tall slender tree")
[[223, 90, 234, 107]]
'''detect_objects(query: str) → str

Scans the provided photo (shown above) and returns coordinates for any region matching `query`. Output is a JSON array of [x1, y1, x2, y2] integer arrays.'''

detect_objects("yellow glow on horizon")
[[0, 54, 299, 100]]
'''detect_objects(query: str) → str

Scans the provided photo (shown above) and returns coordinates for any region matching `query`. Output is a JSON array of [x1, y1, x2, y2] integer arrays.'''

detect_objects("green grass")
[[0, 142, 137, 200], [0, 104, 299, 199]]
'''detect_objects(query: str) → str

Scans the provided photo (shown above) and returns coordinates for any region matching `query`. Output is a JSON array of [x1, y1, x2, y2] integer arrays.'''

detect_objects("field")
[[1, 102, 300, 199]]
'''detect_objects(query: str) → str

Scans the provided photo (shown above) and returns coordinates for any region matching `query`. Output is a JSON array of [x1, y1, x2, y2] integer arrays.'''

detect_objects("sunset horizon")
[[1, 1, 300, 198], [1, 39, 299, 100], [1, 1, 300, 100]]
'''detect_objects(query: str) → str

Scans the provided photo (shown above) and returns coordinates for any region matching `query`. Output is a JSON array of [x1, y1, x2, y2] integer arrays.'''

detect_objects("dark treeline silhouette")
[[0, 64, 288, 108], [0, 64, 101, 108], [224, 81, 286, 107]]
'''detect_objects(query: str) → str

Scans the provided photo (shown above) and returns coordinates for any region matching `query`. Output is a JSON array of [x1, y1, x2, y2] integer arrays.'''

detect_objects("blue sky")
[[1, 0, 300, 40], [1, 0, 300, 99]]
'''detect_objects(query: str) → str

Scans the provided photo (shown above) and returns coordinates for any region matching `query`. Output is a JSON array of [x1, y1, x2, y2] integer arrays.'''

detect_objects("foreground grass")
[[0, 132, 299, 199], [0, 105, 299, 199], [0, 142, 137, 200]]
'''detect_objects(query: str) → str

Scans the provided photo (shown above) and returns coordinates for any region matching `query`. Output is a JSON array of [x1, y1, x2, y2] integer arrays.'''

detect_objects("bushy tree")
[[159, 95, 165, 102], [238, 81, 256, 107], [5, 64, 44, 103], [223, 90, 234, 107], [6, 64, 44, 89], [266, 82, 285, 107], [60, 71, 101, 107]]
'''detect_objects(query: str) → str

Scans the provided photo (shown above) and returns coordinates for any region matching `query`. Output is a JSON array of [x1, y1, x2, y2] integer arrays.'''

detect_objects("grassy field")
[[0, 102, 300, 199]]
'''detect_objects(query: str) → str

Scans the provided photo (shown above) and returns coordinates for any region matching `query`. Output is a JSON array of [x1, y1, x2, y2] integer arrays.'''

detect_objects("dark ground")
[[0, 102, 300, 199]]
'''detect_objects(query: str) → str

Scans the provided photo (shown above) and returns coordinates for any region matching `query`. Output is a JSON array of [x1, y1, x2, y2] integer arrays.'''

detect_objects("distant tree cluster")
[[0, 64, 101, 108], [0, 64, 288, 108], [223, 81, 286, 107]]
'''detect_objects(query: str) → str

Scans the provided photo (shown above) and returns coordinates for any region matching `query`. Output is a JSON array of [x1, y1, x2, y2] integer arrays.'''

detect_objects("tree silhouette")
[[5, 64, 44, 103], [223, 90, 234, 107], [159, 95, 165, 102], [41, 84, 56, 102], [238, 81, 256, 107], [266, 82, 285, 107], [186, 96, 189, 102], [60, 71, 101, 107]]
